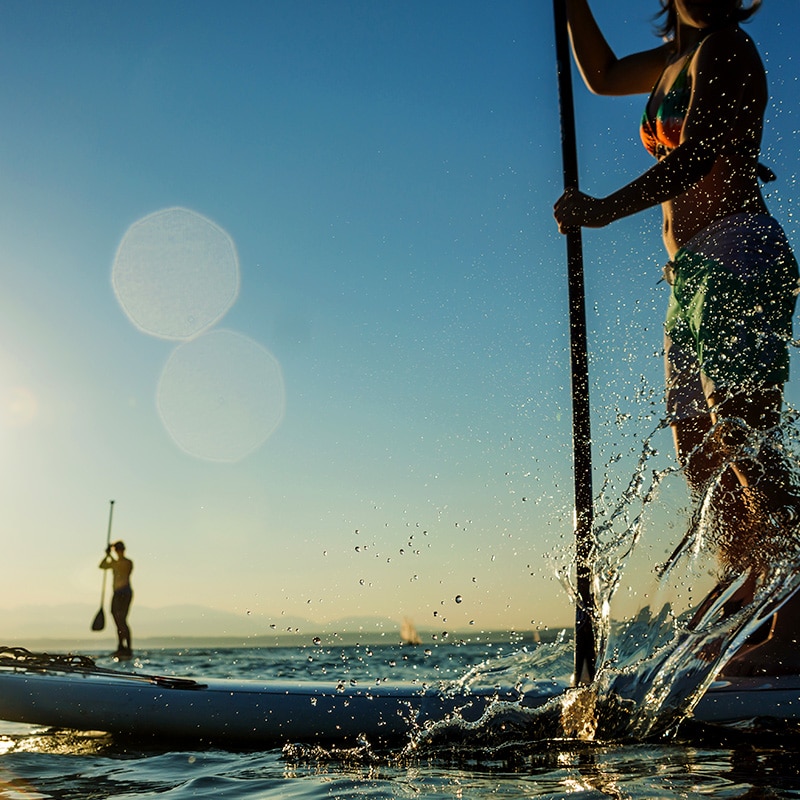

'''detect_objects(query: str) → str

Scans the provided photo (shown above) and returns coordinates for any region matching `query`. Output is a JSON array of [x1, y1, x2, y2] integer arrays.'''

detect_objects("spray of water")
[[403, 408, 800, 752]]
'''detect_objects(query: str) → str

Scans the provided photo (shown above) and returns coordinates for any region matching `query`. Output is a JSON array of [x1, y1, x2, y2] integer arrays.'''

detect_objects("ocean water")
[[2, 640, 800, 799]]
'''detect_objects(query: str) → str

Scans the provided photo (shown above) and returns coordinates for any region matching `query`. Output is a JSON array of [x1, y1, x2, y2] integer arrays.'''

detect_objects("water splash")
[[585, 411, 800, 739], [404, 409, 800, 751]]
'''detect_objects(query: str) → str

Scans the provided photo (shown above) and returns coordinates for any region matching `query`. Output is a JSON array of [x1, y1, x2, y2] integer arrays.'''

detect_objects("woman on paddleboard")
[[553, 0, 800, 671], [99, 541, 134, 658]]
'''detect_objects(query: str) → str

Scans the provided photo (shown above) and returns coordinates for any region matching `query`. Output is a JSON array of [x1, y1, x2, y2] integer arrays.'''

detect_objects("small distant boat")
[[401, 617, 422, 645]]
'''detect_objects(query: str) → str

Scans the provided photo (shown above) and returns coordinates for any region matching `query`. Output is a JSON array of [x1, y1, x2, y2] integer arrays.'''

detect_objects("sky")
[[1, 1, 799, 643]]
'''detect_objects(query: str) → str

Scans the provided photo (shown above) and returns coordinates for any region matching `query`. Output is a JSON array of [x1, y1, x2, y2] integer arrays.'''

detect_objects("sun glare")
[[157, 329, 286, 462], [112, 207, 240, 341], [111, 207, 285, 461], [1, 386, 38, 429]]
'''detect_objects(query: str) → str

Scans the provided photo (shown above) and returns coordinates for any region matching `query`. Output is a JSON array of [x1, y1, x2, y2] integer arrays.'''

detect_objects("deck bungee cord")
[[0, 645, 205, 690]]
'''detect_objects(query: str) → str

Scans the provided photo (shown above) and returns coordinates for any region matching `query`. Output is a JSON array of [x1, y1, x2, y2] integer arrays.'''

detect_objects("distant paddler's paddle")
[[552, 0, 597, 685], [91, 500, 115, 632]]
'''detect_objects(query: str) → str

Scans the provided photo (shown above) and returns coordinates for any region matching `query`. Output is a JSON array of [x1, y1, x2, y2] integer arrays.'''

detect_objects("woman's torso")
[[112, 558, 133, 590], [642, 29, 768, 257]]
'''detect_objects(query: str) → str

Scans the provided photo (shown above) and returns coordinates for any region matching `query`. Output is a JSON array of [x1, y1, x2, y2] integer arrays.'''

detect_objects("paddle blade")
[[91, 608, 105, 631]]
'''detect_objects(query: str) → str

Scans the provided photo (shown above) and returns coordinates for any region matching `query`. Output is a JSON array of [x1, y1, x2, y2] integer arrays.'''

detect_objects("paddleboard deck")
[[0, 665, 563, 744], [0, 651, 798, 743]]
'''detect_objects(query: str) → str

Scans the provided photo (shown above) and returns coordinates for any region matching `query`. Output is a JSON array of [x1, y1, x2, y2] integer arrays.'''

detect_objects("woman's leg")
[[671, 413, 715, 493], [672, 412, 756, 576], [673, 387, 797, 570], [111, 590, 133, 652], [708, 388, 793, 488], [685, 387, 800, 673], [708, 388, 799, 564]]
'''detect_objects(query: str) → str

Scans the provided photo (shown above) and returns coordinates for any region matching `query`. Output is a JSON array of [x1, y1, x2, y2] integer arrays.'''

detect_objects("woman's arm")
[[554, 136, 716, 231], [566, 0, 670, 95]]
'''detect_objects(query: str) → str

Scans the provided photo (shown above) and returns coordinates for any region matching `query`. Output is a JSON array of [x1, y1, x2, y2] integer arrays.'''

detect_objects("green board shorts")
[[664, 212, 799, 421]]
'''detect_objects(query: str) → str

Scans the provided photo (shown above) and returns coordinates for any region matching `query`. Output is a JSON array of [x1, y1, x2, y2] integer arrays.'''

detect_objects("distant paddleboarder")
[[99, 541, 134, 659], [553, 0, 800, 672]]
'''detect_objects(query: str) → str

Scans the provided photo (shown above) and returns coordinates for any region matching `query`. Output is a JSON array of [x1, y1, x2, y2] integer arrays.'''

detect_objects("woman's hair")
[[655, 0, 762, 39]]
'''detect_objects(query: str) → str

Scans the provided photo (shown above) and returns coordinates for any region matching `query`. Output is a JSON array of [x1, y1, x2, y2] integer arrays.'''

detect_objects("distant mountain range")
[[0, 603, 539, 651], [0, 603, 431, 649]]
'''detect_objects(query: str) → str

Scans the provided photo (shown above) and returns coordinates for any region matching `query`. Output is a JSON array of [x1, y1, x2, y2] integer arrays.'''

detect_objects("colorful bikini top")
[[640, 47, 697, 159], [639, 42, 777, 182]]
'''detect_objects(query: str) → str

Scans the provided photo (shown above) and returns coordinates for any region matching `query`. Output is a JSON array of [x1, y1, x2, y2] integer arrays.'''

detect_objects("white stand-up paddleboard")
[[0, 649, 798, 743], [0, 661, 562, 744]]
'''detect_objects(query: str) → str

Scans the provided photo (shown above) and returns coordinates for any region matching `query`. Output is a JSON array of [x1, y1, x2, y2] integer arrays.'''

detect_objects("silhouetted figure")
[[99, 541, 134, 658]]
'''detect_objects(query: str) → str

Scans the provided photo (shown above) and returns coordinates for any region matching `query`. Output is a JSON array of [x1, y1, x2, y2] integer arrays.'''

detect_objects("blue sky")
[[1, 1, 798, 642]]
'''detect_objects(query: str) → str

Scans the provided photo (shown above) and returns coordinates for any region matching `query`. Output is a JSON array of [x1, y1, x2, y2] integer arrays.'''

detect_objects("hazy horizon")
[[0, 600, 558, 651]]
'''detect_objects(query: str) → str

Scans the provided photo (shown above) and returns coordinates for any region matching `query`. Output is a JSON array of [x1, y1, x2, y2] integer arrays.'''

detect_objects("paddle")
[[91, 500, 116, 632], [552, 0, 597, 685]]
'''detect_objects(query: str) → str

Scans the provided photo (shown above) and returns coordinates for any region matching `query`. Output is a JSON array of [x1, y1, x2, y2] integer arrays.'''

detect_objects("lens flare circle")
[[157, 330, 285, 462], [112, 207, 240, 341]]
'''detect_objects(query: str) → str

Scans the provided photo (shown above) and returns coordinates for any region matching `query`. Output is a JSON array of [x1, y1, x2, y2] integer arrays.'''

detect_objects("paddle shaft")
[[105, 500, 116, 550], [101, 500, 115, 598], [93, 500, 115, 630], [552, 0, 596, 684]]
